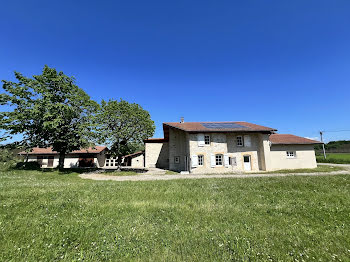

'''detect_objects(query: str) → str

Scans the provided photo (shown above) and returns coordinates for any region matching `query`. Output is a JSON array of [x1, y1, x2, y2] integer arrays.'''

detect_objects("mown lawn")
[[317, 153, 350, 164], [259, 164, 344, 174], [0, 169, 349, 261]]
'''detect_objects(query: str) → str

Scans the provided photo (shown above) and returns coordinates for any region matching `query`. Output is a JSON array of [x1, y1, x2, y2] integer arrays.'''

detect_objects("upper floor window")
[[236, 136, 243, 146], [204, 135, 210, 145], [198, 155, 204, 166], [286, 151, 296, 158], [215, 154, 223, 166]]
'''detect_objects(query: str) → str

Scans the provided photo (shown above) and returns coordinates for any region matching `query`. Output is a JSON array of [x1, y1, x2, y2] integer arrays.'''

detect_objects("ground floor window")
[[286, 151, 296, 158], [174, 156, 180, 164], [229, 156, 237, 166], [198, 155, 204, 166], [106, 156, 118, 167], [215, 154, 223, 166]]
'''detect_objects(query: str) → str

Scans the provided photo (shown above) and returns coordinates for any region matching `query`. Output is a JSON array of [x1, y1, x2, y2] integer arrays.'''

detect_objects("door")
[[48, 156, 54, 167], [243, 155, 251, 171]]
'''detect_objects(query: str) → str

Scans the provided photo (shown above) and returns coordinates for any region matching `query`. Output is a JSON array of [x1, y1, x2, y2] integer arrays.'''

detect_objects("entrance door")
[[48, 156, 54, 167], [243, 155, 251, 171]]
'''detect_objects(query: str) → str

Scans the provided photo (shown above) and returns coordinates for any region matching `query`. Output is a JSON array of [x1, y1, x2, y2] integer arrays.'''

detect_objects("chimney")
[[180, 117, 184, 123]]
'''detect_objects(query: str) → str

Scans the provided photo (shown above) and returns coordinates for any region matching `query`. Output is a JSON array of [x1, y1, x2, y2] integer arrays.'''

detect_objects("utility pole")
[[320, 131, 326, 159]]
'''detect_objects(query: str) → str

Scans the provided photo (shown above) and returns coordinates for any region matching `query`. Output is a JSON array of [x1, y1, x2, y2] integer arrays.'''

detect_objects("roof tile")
[[270, 134, 322, 145], [19, 146, 107, 155], [163, 121, 276, 132]]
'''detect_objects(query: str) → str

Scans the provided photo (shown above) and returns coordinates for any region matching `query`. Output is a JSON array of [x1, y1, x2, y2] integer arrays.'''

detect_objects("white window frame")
[[204, 135, 210, 145], [215, 154, 223, 166], [198, 155, 204, 166], [236, 136, 243, 147], [286, 151, 296, 158]]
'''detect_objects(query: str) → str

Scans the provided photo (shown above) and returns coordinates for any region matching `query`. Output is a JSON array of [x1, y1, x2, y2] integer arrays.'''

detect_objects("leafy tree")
[[94, 99, 155, 168], [1, 65, 98, 169]]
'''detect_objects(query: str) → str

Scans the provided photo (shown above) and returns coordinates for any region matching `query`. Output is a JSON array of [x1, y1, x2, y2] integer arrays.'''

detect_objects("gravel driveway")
[[79, 164, 350, 182]]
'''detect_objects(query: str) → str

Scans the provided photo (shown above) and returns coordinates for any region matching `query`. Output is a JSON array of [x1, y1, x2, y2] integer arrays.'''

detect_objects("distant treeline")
[[315, 140, 350, 153]]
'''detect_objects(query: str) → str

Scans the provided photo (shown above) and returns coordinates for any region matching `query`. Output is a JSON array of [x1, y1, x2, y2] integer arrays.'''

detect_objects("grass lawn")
[[260, 164, 344, 174], [1, 169, 350, 261], [317, 153, 350, 164]]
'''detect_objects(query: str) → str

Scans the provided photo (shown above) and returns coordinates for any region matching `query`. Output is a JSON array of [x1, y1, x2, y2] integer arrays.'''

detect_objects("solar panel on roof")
[[200, 123, 248, 129]]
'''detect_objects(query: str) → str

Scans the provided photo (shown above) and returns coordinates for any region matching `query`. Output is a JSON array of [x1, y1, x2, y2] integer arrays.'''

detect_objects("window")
[[244, 135, 251, 147], [204, 135, 210, 145], [286, 151, 296, 158], [229, 157, 237, 166], [106, 159, 109, 166], [198, 155, 204, 166], [174, 156, 180, 164], [215, 154, 223, 166], [236, 136, 243, 146]]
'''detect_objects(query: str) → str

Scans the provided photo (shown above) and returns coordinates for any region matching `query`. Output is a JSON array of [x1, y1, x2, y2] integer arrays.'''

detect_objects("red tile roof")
[[270, 134, 322, 145], [163, 121, 276, 133], [19, 146, 107, 155], [123, 151, 144, 158]]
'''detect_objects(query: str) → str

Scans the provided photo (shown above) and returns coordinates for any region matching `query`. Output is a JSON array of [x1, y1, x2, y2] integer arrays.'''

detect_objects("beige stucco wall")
[[258, 133, 272, 171], [189, 133, 261, 173], [270, 144, 317, 170], [145, 142, 169, 168], [169, 128, 189, 172], [131, 154, 144, 168]]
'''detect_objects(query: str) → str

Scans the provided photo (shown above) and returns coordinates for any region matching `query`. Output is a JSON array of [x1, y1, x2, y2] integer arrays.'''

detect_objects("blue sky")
[[1, 0, 350, 142]]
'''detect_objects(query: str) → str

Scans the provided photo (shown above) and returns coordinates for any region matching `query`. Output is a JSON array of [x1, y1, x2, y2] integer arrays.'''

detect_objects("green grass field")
[[316, 153, 350, 164], [1, 169, 350, 261]]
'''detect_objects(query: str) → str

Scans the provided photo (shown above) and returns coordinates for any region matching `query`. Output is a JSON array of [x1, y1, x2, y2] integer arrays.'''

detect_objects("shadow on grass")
[[12, 162, 99, 175]]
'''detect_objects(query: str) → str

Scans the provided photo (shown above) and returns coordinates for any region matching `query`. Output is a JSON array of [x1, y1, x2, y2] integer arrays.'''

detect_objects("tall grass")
[[316, 153, 350, 164]]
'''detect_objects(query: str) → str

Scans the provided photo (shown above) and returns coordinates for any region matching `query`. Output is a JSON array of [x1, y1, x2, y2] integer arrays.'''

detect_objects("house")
[[144, 120, 322, 173], [122, 151, 145, 168], [19, 146, 107, 168]]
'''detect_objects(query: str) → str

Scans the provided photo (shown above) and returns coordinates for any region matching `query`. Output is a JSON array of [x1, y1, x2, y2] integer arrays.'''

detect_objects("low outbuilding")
[[18, 146, 107, 168]]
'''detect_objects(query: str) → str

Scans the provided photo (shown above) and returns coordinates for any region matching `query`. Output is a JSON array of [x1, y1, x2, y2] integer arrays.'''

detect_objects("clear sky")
[[1, 0, 350, 142]]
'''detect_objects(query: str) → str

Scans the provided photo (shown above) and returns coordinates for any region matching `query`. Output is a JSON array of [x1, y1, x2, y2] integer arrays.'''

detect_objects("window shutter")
[[210, 154, 215, 167], [224, 154, 229, 167], [192, 155, 198, 167], [197, 134, 205, 147], [244, 135, 251, 147]]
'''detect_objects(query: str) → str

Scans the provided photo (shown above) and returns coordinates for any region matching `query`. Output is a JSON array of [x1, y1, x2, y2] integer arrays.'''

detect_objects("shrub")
[[15, 161, 41, 170]]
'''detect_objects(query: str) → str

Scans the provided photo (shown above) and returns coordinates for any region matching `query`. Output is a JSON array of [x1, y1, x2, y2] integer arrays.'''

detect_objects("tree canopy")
[[0, 65, 98, 168], [94, 99, 155, 167]]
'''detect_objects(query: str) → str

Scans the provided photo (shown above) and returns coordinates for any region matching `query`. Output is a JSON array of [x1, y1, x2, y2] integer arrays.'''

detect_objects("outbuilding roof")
[[163, 121, 276, 133], [269, 134, 322, 145], [123, 151, 144, 158], [19, 146, 107, 155]]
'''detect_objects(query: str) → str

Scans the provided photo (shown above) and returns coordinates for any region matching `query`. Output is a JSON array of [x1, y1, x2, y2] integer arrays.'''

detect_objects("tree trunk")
[[116, 155, 122, 171], [58, 151, 65, 170]]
